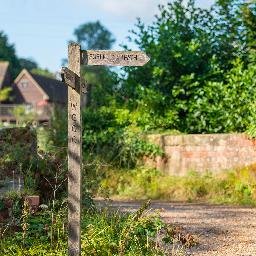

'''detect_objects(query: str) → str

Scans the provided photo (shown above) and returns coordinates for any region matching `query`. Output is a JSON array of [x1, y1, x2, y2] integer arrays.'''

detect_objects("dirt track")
[[105, 200, 256, 256]]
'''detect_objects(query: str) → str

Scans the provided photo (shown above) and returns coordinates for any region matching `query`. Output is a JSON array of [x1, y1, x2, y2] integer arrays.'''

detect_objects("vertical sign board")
[[67, 43, 82, 256], [62, 44, 150, 256]]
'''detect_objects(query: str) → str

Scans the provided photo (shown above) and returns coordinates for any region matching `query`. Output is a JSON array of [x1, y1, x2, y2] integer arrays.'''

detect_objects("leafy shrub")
[[0, 128, 38, 193], [12, 105, 38, 125], [39, 106, 67, 157], [120, 0, 256, 134], [83, 107, 163, 169]]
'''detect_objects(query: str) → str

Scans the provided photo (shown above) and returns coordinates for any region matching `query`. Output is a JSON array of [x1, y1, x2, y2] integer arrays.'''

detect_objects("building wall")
[[13, 74, 45, 105], [145, 134, 256, 176]]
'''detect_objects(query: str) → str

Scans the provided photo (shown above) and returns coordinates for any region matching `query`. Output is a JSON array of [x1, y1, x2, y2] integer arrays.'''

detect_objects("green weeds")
[[0, 200, 191, 256], [99, 166, 256, 206]]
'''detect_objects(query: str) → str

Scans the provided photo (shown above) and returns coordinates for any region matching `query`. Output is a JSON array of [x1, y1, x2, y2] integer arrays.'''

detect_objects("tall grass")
[[0, 201, 190, 256], [99, 165, 256, 206]]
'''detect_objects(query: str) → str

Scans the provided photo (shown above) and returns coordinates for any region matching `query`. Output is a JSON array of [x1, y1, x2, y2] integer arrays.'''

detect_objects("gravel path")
[[105, 200, 256, 256]]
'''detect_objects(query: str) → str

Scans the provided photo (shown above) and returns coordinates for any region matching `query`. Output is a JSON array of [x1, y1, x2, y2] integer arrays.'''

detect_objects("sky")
[[0, 0, 215, 72]]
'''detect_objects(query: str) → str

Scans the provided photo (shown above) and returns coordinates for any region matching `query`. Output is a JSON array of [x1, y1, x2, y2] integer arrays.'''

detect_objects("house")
[[0, 61, 11, 89], [0, 67, 67, 123], [13, 69, 67, 106]]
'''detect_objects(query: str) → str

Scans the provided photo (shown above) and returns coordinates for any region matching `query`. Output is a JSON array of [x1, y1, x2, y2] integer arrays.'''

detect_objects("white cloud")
[[85, 0, 169, 22], [101, 0, 166, 18], [78, 0, 214, 23]]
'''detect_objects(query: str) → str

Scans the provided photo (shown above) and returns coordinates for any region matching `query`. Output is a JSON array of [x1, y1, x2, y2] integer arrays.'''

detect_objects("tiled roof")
[[30, 73, 67, 104], [0, 61, 10, 88]]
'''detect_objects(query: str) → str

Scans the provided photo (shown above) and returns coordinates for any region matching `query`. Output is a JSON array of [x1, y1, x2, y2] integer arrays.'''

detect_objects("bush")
[[83, 106, 163, 169]]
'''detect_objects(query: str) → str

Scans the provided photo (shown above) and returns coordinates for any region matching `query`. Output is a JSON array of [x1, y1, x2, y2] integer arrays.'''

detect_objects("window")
[[20, 79, 29, 88]]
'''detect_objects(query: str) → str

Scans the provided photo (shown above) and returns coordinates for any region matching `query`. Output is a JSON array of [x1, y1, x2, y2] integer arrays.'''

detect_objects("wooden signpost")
[[62, 43, 150, 256], [82, 50, 150, 66]]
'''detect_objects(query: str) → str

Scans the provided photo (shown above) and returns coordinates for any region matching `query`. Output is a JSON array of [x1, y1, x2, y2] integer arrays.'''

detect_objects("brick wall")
[[145, 134, 256, 176]]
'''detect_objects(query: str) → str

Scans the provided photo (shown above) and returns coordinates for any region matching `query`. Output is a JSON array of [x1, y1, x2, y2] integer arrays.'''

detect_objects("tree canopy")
[[72, 21, 118, 107], [19, 58, 38, 71], [74, 20, 115, 50], [0, 31, 49, 79], [0, 31, 21, 78], [117, 0, 256, 133]]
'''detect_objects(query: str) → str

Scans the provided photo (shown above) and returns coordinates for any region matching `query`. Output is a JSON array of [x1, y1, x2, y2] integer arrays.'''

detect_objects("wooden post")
[[68, 43, 82, 256], [62, 45, 149, 256]]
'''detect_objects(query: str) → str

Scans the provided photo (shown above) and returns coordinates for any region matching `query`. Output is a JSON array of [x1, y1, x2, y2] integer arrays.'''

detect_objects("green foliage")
[[74, 20, 115, 50], [0, 202, 183, 256], [19, 58, 38, 71], [182, 59, 256, 133], [41, 107, 68, 156], [31, 68, 55, 79], [98, 166, 256, 206], [0, 87, 12, 102], [11, 105, 38, 126], [0, 191, 24, 219], [0, 31, 21, 78], [0, 126, 67, 201], [0, 128, 37, 191], [72, 21, 118, 108], [120, 0, 256, 133], [241, 1, 256, 62], [82, 65, 119, 108], [82, 106, 163, 168]]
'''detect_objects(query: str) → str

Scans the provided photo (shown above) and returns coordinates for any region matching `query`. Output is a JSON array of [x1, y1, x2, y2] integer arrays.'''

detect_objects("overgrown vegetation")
[[97, 166, 256, 206], [0, 199, 194, 255], [2, 0, 256, 254]]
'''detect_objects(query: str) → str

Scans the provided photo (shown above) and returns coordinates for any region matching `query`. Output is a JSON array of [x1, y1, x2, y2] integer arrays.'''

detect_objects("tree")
[[74, 21, 115, 50], [120, 0, 255, 133], [212, 0, 247, 66], [121, 0, 217, 131], [241, 1, 256, 59], [72, 21, 118, 107], [19, 58, 38, 71], [0, 31, 21, 78], [31, 68, 55, 79]]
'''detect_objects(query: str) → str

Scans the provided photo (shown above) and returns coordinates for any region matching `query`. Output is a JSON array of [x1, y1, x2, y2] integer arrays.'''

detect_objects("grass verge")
[[98, 165, 256, 206], [0, 200, 195, 255]]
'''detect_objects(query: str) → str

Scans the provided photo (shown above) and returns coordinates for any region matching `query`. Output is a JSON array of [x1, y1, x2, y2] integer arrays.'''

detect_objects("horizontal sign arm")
[[61, 67, 77, 89], [81, 50, 150, 67], [61, 67, 88, 94]]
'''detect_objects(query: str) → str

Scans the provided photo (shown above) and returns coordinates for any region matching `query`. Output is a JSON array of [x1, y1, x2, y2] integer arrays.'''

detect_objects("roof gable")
[[14, 69, 49, 100], [14, 69, 67, 104], [30, 73, 67, 104]]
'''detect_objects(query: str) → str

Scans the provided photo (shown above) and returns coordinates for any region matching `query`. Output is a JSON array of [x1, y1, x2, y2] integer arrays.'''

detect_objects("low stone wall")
[[145, 134, 256, 176]]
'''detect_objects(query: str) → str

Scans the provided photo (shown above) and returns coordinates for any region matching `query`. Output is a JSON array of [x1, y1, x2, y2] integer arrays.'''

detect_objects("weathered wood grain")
[[64, 45, 150, 256], [82, 50, 150, 66], [67, 43, 82, 256], [61, 67, 77, 89]]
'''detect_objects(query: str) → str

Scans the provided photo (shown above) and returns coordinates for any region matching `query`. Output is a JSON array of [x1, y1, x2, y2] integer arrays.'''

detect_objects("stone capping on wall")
[[145, 133, 256, 176]]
